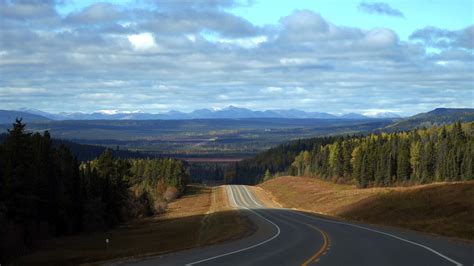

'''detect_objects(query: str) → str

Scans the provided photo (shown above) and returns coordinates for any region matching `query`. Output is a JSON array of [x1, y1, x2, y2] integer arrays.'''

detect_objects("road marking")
[[290, 211, 463, 266], [271, 210, 331, 266], [301, 223, 330, 266], [185, 185, 281, 266], [240, 186, 265, 208], [227, 185, 238, 208], [245, 185, 462, 266], [237, 185, 259, 208], [234, 185, 254, 208], [243, 187, 331, 266]]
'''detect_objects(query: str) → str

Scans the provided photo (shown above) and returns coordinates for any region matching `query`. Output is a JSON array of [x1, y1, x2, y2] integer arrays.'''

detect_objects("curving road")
[[120, 185, 473, 266]]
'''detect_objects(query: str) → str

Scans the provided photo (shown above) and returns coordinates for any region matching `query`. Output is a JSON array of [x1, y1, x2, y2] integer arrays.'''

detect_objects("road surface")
[[119, 185, 473, 266]]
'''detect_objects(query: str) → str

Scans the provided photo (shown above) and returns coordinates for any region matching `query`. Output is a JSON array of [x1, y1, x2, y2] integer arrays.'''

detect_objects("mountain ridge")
[[0, 110, 51, 124], [10, 106, 402, 121], [384, 108, 474, 131]]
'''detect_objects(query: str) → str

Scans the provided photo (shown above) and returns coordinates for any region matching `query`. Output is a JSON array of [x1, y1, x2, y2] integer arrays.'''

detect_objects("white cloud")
[[186, 34, 197, 43], [77, 93, 124, 100], [292, 87, 309, 95], [102, 80, 128, 87], [0, 87, 47, 95], [96, 109, 120, 115], [217, 94, 230, 100], [128, 33, 158, 51], [261, 87, 283, 93], [0, 2, 472, 115], [216, 36, 268, 48], [362, 109, 399, 116], [362, 28, 398, 48], [279, 58, 316, 66]]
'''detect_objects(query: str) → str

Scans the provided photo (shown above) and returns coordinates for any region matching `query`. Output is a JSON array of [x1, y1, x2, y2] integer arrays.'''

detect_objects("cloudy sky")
[[0, 0, 473, 116]]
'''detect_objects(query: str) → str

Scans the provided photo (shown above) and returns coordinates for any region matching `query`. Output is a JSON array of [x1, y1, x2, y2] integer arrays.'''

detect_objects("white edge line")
[[241, 186, 265, 208], [227, 185, 238, 208], [290, 211, 463, 266], [241, 185, 462, 266], [185, 186, 281, 266], [234, 185, 255, 208]]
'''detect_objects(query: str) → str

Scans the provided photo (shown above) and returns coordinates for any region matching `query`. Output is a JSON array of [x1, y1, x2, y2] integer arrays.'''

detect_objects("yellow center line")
[[301, 223, 330, 266], [267, 211, 330, 266]]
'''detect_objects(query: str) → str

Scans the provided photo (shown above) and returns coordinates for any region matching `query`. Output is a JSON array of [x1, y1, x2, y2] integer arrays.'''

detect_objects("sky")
[[0, 0, 473, 116]]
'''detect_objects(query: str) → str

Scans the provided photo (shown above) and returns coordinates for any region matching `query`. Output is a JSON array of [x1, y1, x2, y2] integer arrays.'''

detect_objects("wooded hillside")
[[226, 122, 473, 186], [0, 119, 189, 262], [291, 122, 472, 187]]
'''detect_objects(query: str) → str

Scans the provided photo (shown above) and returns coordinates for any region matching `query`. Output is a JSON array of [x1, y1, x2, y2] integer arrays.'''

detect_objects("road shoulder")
[[257, 176, 474, 243], [14, 185, 254, 265]]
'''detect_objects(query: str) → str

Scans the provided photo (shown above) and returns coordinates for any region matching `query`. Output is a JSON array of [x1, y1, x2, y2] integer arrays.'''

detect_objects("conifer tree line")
[[189, 162, 228, 183], [0, 119, 189, 261], [127, 158, 189, 216], [291, 122, 473, 187], [225, 136, 340, 184], [0, 134, 151, 162]]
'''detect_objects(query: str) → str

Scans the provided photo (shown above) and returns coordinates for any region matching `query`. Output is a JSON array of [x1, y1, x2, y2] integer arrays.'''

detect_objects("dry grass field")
[[259, 176, 474, 240], [14, 185, 252, 265]]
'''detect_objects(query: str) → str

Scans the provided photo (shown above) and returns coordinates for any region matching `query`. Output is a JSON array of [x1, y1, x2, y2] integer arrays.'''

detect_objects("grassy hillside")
[[259, 176, 474, 240]]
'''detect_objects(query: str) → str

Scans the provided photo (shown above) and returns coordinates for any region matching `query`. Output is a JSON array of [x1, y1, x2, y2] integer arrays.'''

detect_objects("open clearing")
[[259, 176, 474, 240], [14, 185, 252, 265]]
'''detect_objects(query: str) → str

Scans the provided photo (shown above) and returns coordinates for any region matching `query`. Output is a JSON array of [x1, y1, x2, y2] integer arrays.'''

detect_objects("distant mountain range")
[[0, 107, 471, 160], [6, 106, 402, 121]]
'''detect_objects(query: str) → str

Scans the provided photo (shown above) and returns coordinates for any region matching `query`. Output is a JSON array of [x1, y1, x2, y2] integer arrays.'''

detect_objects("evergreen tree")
[[410, 141, 421, 181], [397, 137, 411, 181], [286, 122, 472, 187]]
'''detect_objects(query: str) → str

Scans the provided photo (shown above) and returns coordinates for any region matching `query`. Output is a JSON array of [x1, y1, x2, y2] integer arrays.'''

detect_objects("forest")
[[0, 117, 393, 159], [225, 122, 473, 186], [0, 119, 189, 261], [224, 135, 343, 184], [188, 162, 229, 183], [1, 118, 472, 262], [290, 122, 473, 187], [0, 134, 150, 162]]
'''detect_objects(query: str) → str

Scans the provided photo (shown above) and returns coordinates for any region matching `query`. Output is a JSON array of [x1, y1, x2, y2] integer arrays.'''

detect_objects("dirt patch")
[[259, 176, 474, 241]]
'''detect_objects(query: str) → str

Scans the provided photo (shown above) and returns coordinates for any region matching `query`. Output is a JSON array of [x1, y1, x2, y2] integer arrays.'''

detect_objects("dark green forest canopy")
[[224, 135, 345, 184], [227, 122, 473, 186], [0, 133, 152, 162], [0, 119, 188, 262], [290, 122, 473, 187]]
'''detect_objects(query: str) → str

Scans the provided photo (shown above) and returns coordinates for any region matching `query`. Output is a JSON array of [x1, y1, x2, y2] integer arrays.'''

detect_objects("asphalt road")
[[119, 185, 473, 266]]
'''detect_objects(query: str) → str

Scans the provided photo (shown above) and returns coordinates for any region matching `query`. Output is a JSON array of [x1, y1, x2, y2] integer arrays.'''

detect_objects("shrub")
[[153, 199, 168, 214], [163, 186, 179, 202]]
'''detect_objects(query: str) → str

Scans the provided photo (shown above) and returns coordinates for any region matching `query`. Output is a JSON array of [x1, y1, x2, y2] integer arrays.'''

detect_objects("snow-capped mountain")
[[14, 106, 402, 120]]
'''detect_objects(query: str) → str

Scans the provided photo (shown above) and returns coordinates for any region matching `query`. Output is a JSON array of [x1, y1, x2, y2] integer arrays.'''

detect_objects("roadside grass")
[[14, 185, 252, 265], [259, 176, 474, 240]]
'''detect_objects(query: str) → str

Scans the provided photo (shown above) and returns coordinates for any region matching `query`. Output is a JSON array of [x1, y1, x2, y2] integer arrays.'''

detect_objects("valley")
[[0, 108, 473, 264], [0, 117, 395, 159]]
